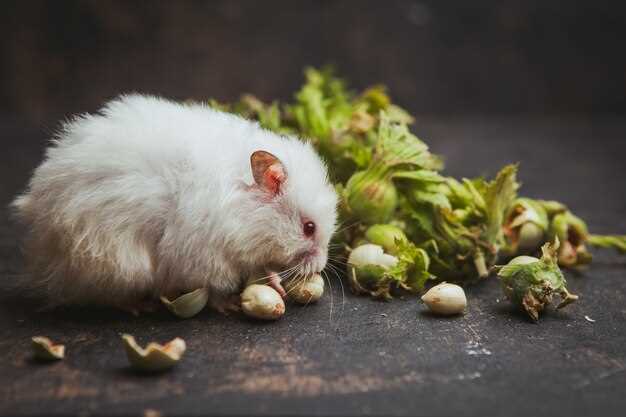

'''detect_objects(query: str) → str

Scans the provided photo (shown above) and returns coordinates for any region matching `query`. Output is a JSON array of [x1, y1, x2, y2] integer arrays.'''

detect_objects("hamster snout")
[[299, 247, 328, 275]]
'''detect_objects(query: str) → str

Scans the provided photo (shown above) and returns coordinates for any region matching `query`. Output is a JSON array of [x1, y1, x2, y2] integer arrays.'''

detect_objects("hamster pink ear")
[[250, 150, 286, 195]]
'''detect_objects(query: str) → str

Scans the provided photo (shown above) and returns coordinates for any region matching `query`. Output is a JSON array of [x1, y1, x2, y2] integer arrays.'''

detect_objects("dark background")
[[2, 2, 626, 417], [2, 0, 626, 125]]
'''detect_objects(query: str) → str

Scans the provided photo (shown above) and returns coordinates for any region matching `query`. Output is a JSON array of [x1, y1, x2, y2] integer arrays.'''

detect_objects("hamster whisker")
[[282, 262, 313, 298], [327, 247, 349, 255], [326, 256, 351, 267], [283, 274, 308, 298], [327, 248, 345, 254], [325, 260, 344, 277], [327, 244, 349, 252], [283, 260, 307, 281], [246, 263, 301, 285], [283, 282, 300, 298], [327, 254, 349, 262], [335, 218, 361, 231], [281, 265, 303, 288], [278, 262, 304, 284], [333, 221, 362, 235], [320, 269, 332, 322], [324, 263, 345, 322]]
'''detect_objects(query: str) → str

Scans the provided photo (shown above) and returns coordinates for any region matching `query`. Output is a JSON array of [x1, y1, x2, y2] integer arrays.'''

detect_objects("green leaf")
[[484, 164, 519, 246], [374, 112, 437, 170], [386, 239, 434, 292], [392, 170, 446, 183], [412, 189, 451, 209], [288, 66, 355, 142], [347, 141, 372, 169], [445, 177, 474, 208], [461, 178, 487, 212]]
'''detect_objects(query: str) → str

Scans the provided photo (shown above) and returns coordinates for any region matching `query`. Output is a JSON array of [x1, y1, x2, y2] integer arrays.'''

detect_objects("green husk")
[[344, 170, 398, 224], [365, 224, 408, 255], [348, 241, 433, 300], [503, 198, 550, 255], [496, 239, 578, 321], [548, 211, 592, 267]]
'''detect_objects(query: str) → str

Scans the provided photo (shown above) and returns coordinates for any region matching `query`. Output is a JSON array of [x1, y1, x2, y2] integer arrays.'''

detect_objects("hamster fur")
[[11, 94, 338, 310]]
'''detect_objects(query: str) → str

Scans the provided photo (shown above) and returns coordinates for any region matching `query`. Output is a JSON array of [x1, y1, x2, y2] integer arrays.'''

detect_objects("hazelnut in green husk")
[[365, 224, 408, 255], [347, 244, 398, 297], [347, 241, 432, 300], [344, 171, 398, 224], [548, 211, 592, 267], [496, 239, 578, 321], [503, 198, 549, 255]]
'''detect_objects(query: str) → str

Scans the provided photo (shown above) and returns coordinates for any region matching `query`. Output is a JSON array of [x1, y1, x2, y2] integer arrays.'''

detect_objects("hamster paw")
[[268, 272, 287, 298]]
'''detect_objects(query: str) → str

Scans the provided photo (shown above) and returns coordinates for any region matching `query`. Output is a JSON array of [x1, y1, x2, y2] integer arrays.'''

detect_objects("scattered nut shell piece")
[[121, 334, 186, 372], [421, 282, 467, 315], [241, 284, 285, 320], [160, 288, 209, 318], [286, 274, 325, 304], [32, 336, 65, 361]]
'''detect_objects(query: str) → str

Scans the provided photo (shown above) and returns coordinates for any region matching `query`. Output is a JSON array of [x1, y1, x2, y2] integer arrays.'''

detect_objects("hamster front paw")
[[267, 271, 287, 298]]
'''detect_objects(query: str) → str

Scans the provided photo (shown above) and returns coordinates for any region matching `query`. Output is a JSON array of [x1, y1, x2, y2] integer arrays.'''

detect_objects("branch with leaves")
[[207, 66, 626, 311]]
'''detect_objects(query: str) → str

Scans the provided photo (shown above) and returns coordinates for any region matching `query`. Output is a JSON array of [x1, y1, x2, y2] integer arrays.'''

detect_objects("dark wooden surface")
[[1, 116, 625, 416], [3, 1, 626, 123]]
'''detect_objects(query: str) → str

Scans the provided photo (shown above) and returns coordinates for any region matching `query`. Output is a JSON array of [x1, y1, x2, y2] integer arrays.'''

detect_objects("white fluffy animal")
[[12, 94, 338, 311]]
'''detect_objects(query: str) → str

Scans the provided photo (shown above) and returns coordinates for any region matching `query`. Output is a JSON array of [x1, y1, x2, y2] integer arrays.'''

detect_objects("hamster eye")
[[303, 221, 316, 237]]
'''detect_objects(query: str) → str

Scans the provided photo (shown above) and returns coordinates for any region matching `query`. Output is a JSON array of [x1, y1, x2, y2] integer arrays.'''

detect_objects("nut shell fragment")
[[286, 274, 325, 304], [160, 288, 209, 318], [122, 334, 186, 372], [241, 284, 285, 320], [421, 282, 467, 315], [32, 336, 65, 361]]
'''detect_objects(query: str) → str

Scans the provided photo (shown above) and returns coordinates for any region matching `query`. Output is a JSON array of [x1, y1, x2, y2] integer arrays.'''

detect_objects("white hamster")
[[11, 94, 338, 311]]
